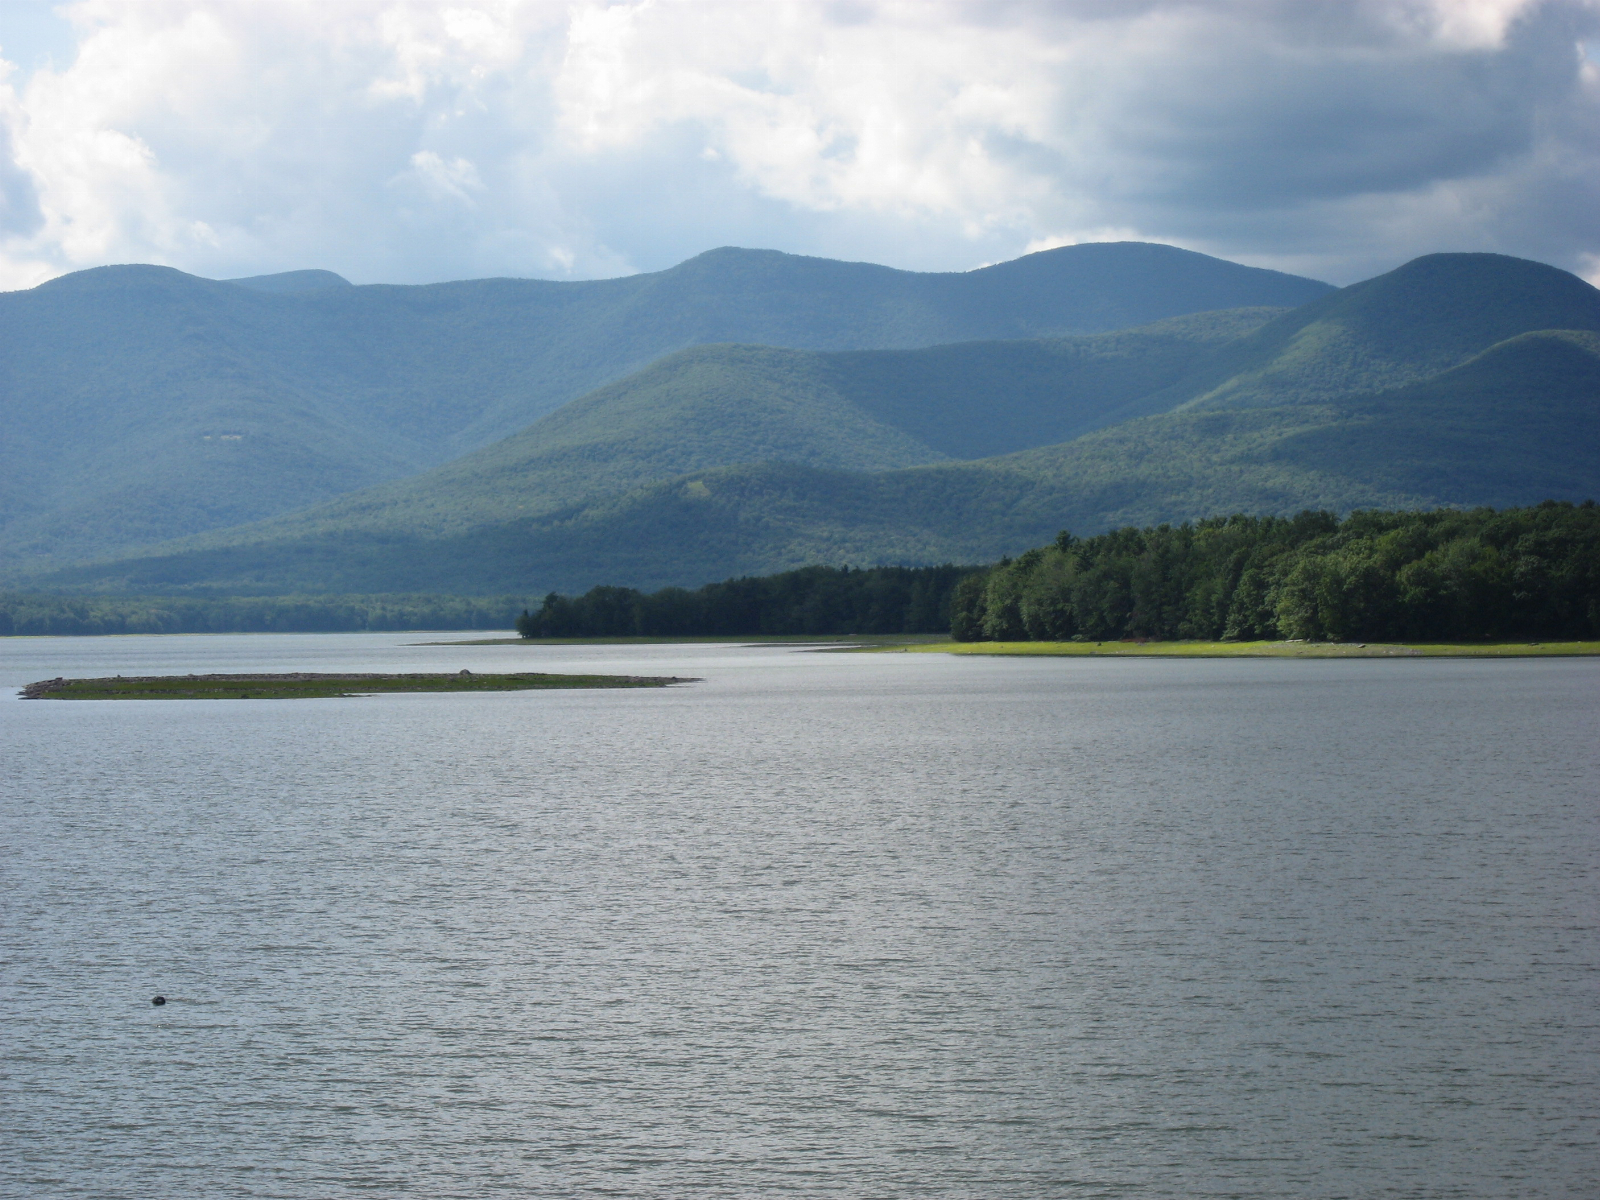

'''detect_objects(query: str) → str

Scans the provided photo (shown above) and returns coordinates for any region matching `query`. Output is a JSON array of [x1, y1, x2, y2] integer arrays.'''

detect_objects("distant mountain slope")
[[225, 269, 353, 293], [40, 326, 1600, 596], [1145, 253, 1600, 414], [0, 242, 1331, 571], [143, 306, 1272, 550], [578, 241, 1329, 356], [824, 307, 1278, 458], [73, 248, 1598, 587], [1255, 328, 1600, 500]]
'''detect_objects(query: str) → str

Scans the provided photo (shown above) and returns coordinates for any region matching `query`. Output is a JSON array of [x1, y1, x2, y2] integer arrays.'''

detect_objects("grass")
[[20, 671, 696, 700], [425, 634, 1600, 657], [897, 640, 1600, 658]]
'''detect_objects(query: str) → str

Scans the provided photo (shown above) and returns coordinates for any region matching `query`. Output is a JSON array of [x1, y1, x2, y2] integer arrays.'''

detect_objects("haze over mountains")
[[6, 243, 1598, 596]]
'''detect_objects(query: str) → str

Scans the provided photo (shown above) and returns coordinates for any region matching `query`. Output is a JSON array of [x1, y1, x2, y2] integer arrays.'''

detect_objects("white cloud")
[[399, 150, 486, 205], [0, 0, 1595, 289], [1416, 0, 1542, 47]]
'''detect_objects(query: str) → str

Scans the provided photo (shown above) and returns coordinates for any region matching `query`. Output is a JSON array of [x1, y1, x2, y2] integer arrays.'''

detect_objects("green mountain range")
[[32, 251, 1599, 597], [0, 241, 1328, 571], [124, 305, 1276, 557]]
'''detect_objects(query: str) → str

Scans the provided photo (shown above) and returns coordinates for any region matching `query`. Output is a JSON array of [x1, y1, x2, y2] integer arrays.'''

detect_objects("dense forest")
[[0, 593, 527, 637], [951, 501, 1600, 643], [516, 564, 977, 638], [9, 503, 1595, 642]]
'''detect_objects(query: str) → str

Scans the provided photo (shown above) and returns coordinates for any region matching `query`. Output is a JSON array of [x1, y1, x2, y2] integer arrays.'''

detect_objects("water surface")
[[4, 633, 1596, 1197]]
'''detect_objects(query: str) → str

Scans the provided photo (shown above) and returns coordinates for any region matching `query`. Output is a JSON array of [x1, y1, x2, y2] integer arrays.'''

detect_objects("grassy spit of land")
[[896, 640, 1600, 658], [21, 671, 697, 700]]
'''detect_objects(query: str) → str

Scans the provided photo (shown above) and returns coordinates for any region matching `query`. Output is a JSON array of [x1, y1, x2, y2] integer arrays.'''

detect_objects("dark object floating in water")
[[152, 996, 166, 1006], [20, 671, 699, 700]]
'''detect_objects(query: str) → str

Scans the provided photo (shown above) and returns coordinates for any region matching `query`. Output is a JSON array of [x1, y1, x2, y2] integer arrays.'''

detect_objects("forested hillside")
[[36, 248, 1595, 598], [13, 246, 1600, 600], [125, 306, 1272, 551], [48, 316, 1599, 599], [0, 242, 1326, 571], [0, 593, 526, 637], [1149, 252, 1600, 414]]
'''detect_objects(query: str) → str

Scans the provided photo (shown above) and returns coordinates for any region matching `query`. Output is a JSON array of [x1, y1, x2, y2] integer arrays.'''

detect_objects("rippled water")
[[3, 633, 1596, 1198]]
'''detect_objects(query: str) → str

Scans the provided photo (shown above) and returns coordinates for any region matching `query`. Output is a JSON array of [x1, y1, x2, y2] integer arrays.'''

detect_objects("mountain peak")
[[1167, 250, 1600, 412], [224, 269, 353, 294], [29, 263, 203, 294]]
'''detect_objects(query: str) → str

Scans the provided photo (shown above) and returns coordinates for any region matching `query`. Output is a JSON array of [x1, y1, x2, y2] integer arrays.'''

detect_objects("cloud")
[[397, 151, 486, 206], [0, 0, 1595, 288]]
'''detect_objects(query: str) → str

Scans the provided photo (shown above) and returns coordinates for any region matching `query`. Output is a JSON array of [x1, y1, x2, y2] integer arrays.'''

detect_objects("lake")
[[3, 632, 1595, 1198]]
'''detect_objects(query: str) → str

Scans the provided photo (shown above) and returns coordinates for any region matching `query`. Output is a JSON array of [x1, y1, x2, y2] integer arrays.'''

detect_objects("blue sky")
[[0, 0, 1597, 290], [0, 1, 75, 75]]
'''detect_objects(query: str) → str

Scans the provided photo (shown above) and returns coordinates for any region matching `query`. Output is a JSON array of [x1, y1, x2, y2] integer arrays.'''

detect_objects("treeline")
[[0, 593, 529, 637], [517, 564, 977, 638], [952, 501, 1600, 643], [15, 503, 1596, 643]]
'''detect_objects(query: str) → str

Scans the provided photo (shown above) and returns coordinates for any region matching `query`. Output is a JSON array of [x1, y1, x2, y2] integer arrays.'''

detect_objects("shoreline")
[[894, 639, 1600, 658], [434, 634, 1600, 657]]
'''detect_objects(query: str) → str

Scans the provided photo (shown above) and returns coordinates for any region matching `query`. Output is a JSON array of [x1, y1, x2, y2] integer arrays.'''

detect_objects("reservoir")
[[3, 633, 1595, 1198]]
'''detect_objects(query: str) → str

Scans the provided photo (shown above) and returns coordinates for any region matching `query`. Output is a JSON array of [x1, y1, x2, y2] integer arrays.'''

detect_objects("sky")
[[0, 0, 1597, 290]]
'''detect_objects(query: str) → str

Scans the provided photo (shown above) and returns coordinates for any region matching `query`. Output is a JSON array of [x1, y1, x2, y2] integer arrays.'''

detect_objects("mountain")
[[38, 320, 1600, 597], [225, 269, 354, 293], [124, 306, 1274, 552], [0, 242, 1331, 571], [1147, 252, 1600, 414]]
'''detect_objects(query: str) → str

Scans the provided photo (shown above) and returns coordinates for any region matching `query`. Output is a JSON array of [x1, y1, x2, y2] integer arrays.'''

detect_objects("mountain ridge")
[[1157, 252, 1600, 413], [35, 320, 1600, 597], [224, 269, 354, 293], [0, 241, 1332, 571], [127, 305, 1277, 553]]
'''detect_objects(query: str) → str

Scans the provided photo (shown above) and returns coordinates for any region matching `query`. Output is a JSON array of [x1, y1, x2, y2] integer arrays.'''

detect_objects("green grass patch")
[[898, 640, 1600, 658], [21, 670, 696, 700]]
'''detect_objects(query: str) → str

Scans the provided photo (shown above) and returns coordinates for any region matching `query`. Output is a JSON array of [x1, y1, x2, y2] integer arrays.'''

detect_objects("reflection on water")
[[3, 633, 1596, 1197]]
